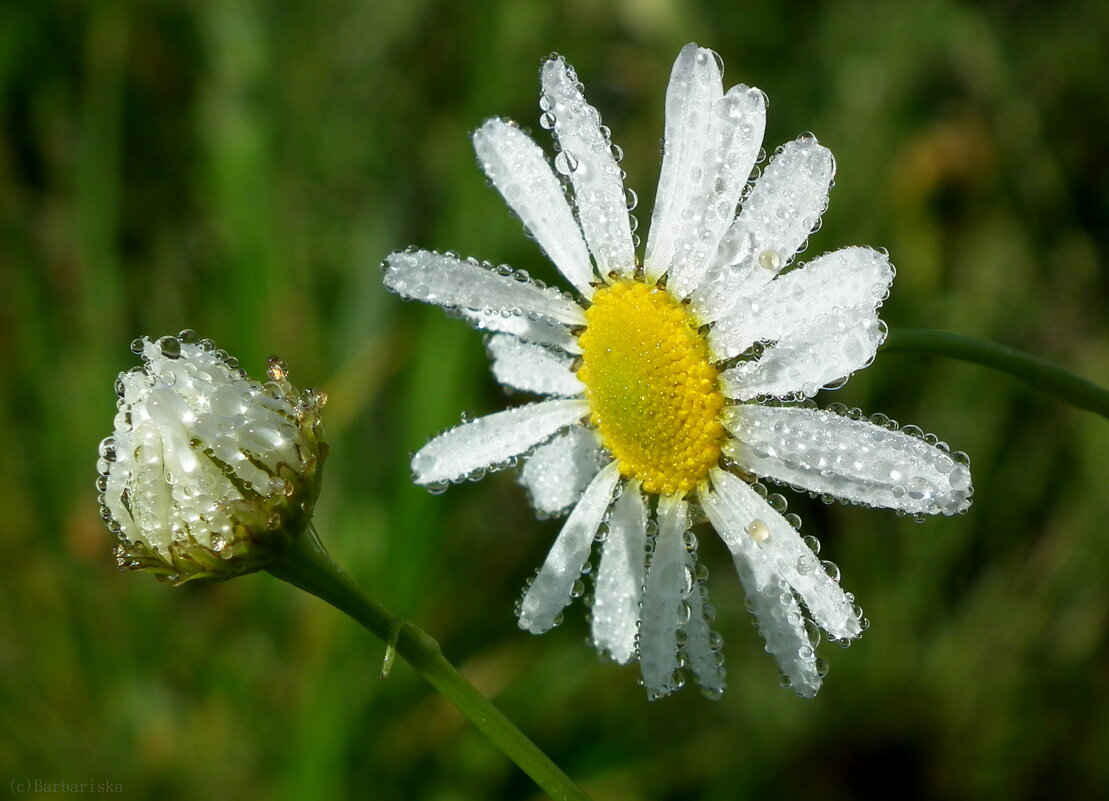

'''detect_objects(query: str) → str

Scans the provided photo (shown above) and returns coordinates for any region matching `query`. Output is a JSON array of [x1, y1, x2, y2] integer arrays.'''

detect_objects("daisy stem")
[[883, 328, 1109, 421], [266, 525, 593, 801]]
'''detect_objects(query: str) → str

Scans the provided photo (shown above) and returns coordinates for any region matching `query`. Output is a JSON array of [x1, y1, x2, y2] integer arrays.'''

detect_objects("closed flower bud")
[[97, 331, 327, 585]]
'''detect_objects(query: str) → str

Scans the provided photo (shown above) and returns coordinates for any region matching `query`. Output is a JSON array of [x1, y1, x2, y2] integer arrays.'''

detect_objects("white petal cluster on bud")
[[96, 331, 327, 584]]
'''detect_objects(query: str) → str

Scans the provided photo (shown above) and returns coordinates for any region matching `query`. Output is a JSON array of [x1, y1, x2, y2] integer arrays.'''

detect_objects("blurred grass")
[[2, 0, 1108, 799]]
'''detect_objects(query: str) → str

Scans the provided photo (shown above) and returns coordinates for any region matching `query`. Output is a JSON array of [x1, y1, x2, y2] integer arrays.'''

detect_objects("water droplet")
[[553, 150, 579, 175], [158, 336, 181, 359], [98, 437, 118, 462], [746, 519, 769, 542], [796, 554, 818, 575], [266, 357, 289, 381], [804, 620, 821, 648], [948, 465, 972, 491], [758, 249, 782, 271]]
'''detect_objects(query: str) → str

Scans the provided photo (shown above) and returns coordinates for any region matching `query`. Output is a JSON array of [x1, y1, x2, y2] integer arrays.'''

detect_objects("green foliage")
[[2, 0, 1107, 798]]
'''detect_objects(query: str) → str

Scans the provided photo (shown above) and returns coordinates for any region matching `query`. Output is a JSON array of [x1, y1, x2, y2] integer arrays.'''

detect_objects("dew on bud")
[[99, 334, 327, 585]]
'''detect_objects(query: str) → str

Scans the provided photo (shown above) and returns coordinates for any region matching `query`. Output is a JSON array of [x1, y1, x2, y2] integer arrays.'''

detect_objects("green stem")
[[266, 527, 591, 801], [882, 328, 1109, 421]]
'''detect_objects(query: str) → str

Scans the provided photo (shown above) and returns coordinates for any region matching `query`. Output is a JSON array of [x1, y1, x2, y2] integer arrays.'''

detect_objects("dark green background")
[[3, 1, 1108, 799]]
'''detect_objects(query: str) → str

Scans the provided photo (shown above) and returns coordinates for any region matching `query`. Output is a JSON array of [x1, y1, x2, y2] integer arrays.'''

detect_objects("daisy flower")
[[382, 44, 972, 699]]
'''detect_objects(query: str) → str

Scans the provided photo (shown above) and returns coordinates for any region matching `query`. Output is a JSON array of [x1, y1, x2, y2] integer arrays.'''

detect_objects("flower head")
[[97, 331, 327, 585], [382, 45, 972, 698]]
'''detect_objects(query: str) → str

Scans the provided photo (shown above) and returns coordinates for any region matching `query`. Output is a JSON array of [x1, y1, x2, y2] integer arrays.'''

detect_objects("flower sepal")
[[113, 453, 326, 585]]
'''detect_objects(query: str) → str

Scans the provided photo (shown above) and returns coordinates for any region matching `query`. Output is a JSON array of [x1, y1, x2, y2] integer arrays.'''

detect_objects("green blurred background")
[[3, 0, 1108, 798]]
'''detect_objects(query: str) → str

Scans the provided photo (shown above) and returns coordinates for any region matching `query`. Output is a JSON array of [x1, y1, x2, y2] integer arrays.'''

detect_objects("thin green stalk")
[[882, 328, 1109, 421], [266, 527, 592, 801]]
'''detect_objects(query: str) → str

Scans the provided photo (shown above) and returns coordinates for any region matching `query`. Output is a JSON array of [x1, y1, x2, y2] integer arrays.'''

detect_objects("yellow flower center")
[[577, 280, 725, 496]]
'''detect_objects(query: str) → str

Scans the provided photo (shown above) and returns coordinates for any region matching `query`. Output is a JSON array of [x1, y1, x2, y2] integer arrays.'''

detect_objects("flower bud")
[[97, 331, 327, 585]]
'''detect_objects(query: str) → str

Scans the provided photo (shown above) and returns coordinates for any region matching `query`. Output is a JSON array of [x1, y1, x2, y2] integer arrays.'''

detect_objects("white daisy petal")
[[732, 555, 823, 698], [709, 246, 894, 361], [701, 473, 822, 697], [473, 119, 597, 297], [720, 307, 885, 400], [591, 479, 648, 664], [541, 56, 636, 277], [487, 334, 584, 397], [458, 308, 581, 353], [518, 425, 607, 517], [724, 405, 974, 515], [644, 44, 723, 283], [639, 494, 689, 699], [411, 399, 589, 487], [383, 249, 586, 326], [739, 137, 836, 271], [693, 137, 835, 322], [645, 44, 766, 294], [708, 470, 861, 640], [519, 461, 621, 634], [664, 84, 767, 299], [679, 545, 727, 696]]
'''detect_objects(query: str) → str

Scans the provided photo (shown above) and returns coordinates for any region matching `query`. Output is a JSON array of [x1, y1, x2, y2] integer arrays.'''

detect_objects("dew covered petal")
[[541, 56, 636, 277], [639, 494, 689, 699], [693, 137, 835, 322], [591, 479, 648, 664], [680, 544, 727, 696], [646, 45, 766, 295], [719, 307, 885, 400], [645, 43, 724, 287], [519, 462, 621, 634], [724, 405, 973, 515], [458, 308, 580, 353], [487, 334, 584, 397], [707, 470, 861, 640], [701, 472, 823, 697], [383, 249, 585, 326], [411, 399, 589, 487], [473, 119, 597, 297], [664, 83, 766, 299], [730, 556, 822, 698], [709, 246, 894, 361], [518, 425, 608, 517]]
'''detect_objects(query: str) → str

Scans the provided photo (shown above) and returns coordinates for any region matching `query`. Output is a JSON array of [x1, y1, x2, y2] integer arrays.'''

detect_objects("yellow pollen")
[[577, 280, 725, 496]]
